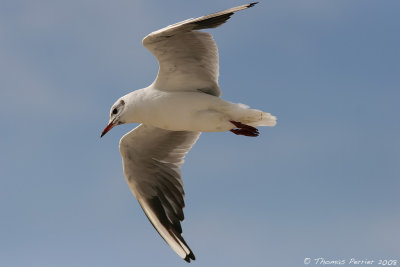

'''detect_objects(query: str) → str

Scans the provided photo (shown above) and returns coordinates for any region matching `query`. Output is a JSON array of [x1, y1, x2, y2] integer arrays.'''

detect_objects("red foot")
[[230, 120, 259, 137]]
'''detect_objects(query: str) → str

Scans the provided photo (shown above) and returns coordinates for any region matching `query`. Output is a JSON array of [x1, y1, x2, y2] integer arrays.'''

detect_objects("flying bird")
[[101, 2, 276, 262]]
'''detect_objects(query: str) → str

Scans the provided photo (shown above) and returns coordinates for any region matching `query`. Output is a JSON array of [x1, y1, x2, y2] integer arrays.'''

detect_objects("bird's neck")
[[122, 89, 147, 124]]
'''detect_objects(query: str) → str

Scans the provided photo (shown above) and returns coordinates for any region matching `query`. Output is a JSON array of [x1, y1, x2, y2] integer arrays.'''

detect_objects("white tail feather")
[[234, 104, 277, 127], [258, 112, 277, 126]]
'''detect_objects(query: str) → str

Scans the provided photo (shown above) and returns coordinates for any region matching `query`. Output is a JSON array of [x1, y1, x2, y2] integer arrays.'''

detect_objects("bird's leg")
[[229, 120, 259, 137]]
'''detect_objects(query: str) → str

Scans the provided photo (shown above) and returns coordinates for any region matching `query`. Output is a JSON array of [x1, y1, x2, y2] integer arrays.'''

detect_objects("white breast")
[[138, 88, 232, 132]]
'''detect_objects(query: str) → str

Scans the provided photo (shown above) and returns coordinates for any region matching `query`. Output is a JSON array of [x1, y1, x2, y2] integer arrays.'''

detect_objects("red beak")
[[100, 121, 115, 138]]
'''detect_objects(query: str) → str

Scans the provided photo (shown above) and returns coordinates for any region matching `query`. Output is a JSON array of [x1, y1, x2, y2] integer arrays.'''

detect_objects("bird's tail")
[[235, 103, 277, 127]]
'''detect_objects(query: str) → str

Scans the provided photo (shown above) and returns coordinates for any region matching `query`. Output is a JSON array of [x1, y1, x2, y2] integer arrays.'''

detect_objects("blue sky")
[[1, 0, 399, 266]]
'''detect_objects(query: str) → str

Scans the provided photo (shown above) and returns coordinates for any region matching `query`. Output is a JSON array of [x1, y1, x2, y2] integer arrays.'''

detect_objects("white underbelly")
[[142, 91, 234, 132]]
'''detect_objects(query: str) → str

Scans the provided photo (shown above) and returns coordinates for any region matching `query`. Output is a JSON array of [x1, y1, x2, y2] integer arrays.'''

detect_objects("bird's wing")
[[143, 2, 258, 97], [119, 124, 200, 262]]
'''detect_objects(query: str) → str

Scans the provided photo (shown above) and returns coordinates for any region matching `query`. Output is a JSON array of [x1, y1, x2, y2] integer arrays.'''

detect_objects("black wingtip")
[[248, 2, 259, 8], [184, 252, 196, 263]]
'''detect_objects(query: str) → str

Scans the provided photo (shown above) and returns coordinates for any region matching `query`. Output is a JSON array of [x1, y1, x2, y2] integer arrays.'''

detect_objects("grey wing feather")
[[119, 124, 200, 262]]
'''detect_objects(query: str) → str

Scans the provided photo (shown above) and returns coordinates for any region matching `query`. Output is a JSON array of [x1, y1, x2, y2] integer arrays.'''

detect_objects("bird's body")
[[120, 87, 276, 132], [101, 2, 276, 262]]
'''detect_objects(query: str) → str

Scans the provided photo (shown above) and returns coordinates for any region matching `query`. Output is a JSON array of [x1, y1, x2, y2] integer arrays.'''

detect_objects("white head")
[[100, 98, 127, 137]]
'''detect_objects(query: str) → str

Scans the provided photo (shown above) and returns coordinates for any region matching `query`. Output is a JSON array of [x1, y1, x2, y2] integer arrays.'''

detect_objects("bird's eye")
[[112, 108, 118, 115]]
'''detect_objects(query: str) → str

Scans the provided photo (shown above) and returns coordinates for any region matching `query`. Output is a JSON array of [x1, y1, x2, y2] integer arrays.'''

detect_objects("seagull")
[[100, 2, 276, 262]]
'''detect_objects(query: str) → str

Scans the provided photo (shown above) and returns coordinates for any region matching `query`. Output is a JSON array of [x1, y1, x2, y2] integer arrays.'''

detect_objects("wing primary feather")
[[139, 196, 195, 262], [156, 174, 185, 206], [156, 188, 184, 232], [191, 2, 258, 30], [249, 2, 259, 7], [192, 13, 233, 30]]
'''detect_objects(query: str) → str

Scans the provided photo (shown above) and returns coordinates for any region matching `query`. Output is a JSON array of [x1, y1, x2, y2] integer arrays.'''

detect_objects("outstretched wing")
[[143, 2, 258, 96], [119, 124, 200, 262]]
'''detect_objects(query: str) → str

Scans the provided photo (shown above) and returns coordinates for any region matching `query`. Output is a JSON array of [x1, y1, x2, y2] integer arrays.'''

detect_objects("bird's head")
[[100, 98, 126, 137]]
